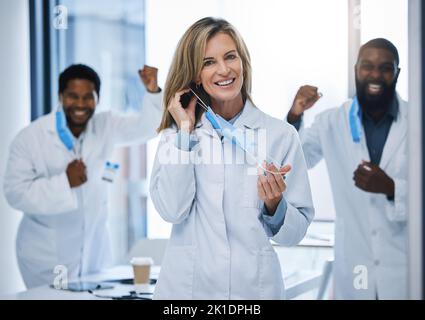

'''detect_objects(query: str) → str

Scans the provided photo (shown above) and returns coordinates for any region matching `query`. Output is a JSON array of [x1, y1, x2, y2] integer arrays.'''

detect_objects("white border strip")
[[408, 0, 423, 300]]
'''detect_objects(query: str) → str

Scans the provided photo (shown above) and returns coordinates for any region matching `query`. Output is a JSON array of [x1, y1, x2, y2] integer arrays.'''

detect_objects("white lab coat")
[[296, 95, 407, 299], [3, 92, 162, 288], [150, 101, 314, 299]]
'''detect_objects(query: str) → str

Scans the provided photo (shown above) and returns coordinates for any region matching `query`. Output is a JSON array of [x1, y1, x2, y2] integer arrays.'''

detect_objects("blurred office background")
[[0, 0, 422, 299]]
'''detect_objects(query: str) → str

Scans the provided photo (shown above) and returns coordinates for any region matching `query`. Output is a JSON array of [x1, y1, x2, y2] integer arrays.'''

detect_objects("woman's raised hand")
[[168, 89, 197, 133]]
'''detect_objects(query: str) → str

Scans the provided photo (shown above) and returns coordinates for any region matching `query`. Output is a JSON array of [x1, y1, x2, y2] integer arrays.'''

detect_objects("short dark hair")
[[357, 38, 400, 66], [59, 64, 101, 96]]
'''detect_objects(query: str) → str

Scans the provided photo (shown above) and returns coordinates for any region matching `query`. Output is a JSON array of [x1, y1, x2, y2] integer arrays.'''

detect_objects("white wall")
[[0, 0, 30, 294]]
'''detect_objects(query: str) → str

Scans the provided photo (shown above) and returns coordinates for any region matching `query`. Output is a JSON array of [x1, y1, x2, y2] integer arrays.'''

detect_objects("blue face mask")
[[198, 98, 251, 153], [56, 107, 74, 151], [349, 96, 363, 143], [192, 90, 280, 173]]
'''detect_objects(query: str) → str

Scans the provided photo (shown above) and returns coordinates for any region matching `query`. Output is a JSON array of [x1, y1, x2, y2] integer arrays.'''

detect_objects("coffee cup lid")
[[130, 257, 154, 266]]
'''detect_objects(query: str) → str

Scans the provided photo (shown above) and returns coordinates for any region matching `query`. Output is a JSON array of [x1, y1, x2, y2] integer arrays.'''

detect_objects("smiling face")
[[355, 47, 400, 112], [60, 79, 98, 128], [199, 32, 244, 106]]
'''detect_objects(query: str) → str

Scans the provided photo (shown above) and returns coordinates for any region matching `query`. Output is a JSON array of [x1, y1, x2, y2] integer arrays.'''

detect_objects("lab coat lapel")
[[233, 100, 262, 131], [379, 96, 407, 170], [196, 100, 263, 152], [344, 100, 371, 165], [233, 101, 263, 165], [46, 112, 73, 153], [47, 110, 98, 161], [196, 101, 262, 164], [359, 128, 371, 163], [198, 112, 221, 140], [198, 99, 262, 133]]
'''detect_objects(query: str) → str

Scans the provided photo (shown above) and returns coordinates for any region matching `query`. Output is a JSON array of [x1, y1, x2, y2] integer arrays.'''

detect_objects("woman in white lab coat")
[[150, 17, 315, 300], [3, 65, 162, 288]]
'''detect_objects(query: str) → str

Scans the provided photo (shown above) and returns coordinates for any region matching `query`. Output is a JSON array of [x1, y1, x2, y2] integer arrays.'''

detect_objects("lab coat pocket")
[[242, 167, 262, 209], [258, 249, 284, 299], [154, 245, 195, 300]]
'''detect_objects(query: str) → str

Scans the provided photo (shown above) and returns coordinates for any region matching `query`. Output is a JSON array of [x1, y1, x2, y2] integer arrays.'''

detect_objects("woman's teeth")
[[216, 79, 235, 86]]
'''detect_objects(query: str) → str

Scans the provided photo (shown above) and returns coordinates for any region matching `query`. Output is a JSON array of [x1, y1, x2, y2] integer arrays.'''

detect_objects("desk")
[[3, 264, 326, 300], [2, 265, 159, 300]]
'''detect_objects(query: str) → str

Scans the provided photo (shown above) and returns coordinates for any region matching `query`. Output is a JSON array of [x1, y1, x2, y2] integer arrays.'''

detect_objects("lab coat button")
[[372, 230, 377, 236], [374, 260, 380, 266]]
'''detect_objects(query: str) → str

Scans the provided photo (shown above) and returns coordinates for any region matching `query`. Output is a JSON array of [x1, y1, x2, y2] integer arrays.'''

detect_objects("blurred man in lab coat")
[[286, 39, 407, 299], [3, 64, 162, 288]]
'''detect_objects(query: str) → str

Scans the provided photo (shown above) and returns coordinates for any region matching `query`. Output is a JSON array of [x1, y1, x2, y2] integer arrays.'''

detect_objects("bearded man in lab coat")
[[3, 64, 162, 288], [286, 39, 407, 299]]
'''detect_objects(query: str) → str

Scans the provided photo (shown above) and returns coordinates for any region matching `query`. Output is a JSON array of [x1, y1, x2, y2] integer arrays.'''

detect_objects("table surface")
[[2, 264, 323, 300], [1, 265, 159, 300]]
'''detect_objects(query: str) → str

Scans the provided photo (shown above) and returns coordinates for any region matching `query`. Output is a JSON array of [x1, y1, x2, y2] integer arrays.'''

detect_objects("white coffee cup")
[[130, 257, 154, 285]]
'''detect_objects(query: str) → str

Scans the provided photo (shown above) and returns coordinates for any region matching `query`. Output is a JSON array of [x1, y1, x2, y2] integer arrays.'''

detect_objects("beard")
[[355, 76, 397, 114]]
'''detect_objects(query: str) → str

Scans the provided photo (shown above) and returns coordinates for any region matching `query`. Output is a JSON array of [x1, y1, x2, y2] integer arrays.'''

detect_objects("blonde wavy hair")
[[158, 17, 253, 132]]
